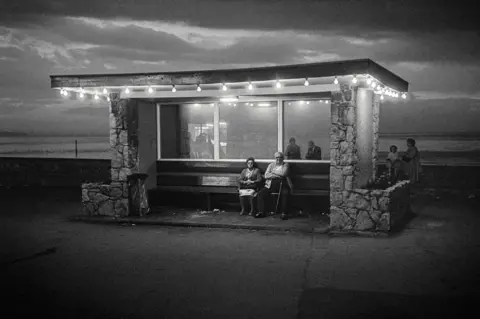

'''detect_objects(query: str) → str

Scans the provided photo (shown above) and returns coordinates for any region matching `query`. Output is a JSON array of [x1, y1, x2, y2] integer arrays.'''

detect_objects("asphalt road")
[[1, 189, 479, 318]]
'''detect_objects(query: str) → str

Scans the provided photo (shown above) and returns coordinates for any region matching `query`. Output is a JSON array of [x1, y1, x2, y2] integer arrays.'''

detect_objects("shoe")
[[248, 211, 255, 216], [281, 213, 288, 220], [240, 210, 246, 216], [255, 212, 265, 218]]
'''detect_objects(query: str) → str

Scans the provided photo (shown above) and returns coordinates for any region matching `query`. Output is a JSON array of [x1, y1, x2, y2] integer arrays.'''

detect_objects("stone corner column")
[[371, 94, 380, 180], [108, 92, 141, 216], [329, 83, 359, 230]]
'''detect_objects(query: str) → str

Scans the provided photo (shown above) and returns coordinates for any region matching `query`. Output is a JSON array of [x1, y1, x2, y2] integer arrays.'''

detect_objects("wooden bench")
[[155, 161, 330, 211]]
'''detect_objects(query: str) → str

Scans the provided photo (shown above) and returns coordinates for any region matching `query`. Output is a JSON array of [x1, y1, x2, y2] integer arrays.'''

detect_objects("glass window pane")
[[219, 101, 278, 159], [160, 103, 215, 159], [284, 100, 330, 160]]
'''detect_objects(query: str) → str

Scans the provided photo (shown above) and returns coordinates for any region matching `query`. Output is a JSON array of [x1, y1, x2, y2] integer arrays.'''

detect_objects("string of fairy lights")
[[58, 74, 408, 102]]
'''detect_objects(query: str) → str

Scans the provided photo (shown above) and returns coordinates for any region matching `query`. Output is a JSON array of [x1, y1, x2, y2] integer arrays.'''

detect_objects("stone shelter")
[[50, 58, 410, 233]]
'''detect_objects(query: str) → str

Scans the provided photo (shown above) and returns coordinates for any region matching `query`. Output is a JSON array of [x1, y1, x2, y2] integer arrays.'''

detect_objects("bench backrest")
[[156, 161, 329, 191]]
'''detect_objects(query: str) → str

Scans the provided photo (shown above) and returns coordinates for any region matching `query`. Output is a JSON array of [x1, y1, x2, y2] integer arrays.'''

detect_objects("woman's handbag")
[[239, 189, 257, 197]]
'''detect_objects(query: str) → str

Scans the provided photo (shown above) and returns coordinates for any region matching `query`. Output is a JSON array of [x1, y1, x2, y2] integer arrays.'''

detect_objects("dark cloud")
[[1, 0, 478, 33]]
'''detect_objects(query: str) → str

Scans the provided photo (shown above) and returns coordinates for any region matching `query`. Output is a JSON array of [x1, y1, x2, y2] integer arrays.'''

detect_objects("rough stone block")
[[344, 175, 353, 190], [98, 200, 114, 216], [377, 213, 390, 231], [329, 206, 349, 229], [330, 191, 343, 206], [331, 125, 346, 142], [342, 165, 354, 176], [355, 210, 375, 231], [378, 196, 390, 211], [346, 126, 355, 142]]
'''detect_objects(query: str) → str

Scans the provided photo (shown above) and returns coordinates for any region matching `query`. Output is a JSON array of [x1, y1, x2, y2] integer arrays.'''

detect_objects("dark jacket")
[[305, 146, 322, 160], [237, 168, 263, 189]]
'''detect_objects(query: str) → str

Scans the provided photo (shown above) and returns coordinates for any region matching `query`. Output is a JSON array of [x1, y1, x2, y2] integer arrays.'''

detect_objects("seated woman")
[[401, 138, 422, 184], [386, 145, 402, 182], [256, 152, 292, 220], [237, 157, 263, 216]]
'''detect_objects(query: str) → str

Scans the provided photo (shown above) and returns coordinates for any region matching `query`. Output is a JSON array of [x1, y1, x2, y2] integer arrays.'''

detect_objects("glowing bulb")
[[103, 88, 108, 94], [94, 94, 99, 100], [352, 75, 357, 84], [402, 93, 407, 99], [125, 87, 130, 94], [366, 76, 372, 85], [276, 80, 281, 88], [107, 96, 110, 102], [247, 82, 253, 90], [334, 77, 339, 84], [148, 86, 153, 94], [380, 95, 384, 100], [79, 92, 85, 98], [304, 78, 309, 86], [63, 90, 69, 97], [371, 82, 377, 88], [299, 100, 305, 105], [172, 85, 176, 92], [197, 84, 201, 92], [306, 101, 310, 104], [222, 84, 227, 91]]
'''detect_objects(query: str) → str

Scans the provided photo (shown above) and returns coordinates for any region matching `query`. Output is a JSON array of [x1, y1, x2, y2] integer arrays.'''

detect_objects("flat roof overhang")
[[50, 59, 409, 100]]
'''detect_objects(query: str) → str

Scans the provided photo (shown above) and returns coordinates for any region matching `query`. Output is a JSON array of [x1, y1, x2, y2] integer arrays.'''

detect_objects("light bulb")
[[197, 84, 201, 92], [306, 101, 310, 104], [402, 93, 407, 99], [125, 87, 130, 94], [79, 92, 85, 98], [107, 96, 110, 102], [172, 85, 176, 92], [366, 77, 372, 85], [371, 82, 377, 88], [222, 84, 227, 91], [276, 80, 281, 88], [148, 86, 153, 94], [247, 82, 253, 90], [380, 95, 384, 100], [304, 78, 309, 86], [352, 75, 357, 84], [103, 88, 108, 94], [94, 94, 99, 100], [334, 77, 338, 84]]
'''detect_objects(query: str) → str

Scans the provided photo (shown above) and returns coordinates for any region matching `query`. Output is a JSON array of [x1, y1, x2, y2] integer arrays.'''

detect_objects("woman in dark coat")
[[237, 157, 263, 216]]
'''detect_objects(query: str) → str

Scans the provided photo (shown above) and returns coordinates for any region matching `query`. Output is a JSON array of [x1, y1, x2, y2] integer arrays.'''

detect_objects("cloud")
[[1, 0, 478, 34]]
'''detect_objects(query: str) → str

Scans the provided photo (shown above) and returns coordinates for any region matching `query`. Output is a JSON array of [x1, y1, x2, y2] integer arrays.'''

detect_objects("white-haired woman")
[[256, 152, 292, 220]]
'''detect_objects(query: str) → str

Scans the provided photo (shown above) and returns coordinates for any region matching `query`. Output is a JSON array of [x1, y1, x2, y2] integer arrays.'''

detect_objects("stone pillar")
[[109, 93, 140, 183], [329, 83, 359, 228], [371, 95, 380, 179]]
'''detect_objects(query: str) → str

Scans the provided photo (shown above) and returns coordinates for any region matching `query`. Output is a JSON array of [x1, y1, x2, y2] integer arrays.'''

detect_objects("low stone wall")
[[0, 157, 110, 187], [81, 182, 129, 216], [330, 180, 411, 233]]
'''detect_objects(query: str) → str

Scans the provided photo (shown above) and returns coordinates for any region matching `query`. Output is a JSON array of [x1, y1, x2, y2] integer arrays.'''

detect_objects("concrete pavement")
[[1, 188, 479, 318]]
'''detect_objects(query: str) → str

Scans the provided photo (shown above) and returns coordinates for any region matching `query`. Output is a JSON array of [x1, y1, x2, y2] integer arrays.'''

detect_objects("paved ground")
[[1, 188, 479, 318]]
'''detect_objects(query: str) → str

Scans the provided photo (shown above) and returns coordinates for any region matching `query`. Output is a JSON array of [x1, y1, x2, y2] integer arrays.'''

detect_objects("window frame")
[[156, 98, 330, 163]]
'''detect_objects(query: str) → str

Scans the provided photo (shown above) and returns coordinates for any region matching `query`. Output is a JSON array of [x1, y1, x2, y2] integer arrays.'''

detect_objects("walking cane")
[[275, 180, 283, 214]]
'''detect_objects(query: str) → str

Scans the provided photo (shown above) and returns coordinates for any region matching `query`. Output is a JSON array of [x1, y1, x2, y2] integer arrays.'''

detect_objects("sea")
[[1, 135, 480, 164]]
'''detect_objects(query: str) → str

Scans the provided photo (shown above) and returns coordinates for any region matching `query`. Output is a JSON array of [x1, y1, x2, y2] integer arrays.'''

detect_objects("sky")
[[0, 0, 479, 136]]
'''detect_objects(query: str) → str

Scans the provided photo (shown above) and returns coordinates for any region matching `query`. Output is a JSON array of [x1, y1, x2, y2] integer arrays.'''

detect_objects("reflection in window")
[[219, 101, 278, 159], [159, 103, 215, 159], [284, 100, 330, 160]]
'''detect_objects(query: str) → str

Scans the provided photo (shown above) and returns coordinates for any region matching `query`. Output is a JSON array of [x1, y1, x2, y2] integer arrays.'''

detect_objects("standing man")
[[285, 137, 301, 160], [305, 140, 322, 160]]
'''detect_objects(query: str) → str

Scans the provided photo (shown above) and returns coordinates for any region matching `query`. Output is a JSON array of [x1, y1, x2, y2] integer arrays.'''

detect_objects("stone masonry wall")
[[81, 182, 129, 216], [80, 93, 142, 216], [330, 83, 359, 209], [330, 180, 411, 232], [371, 95, 380, 180]]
